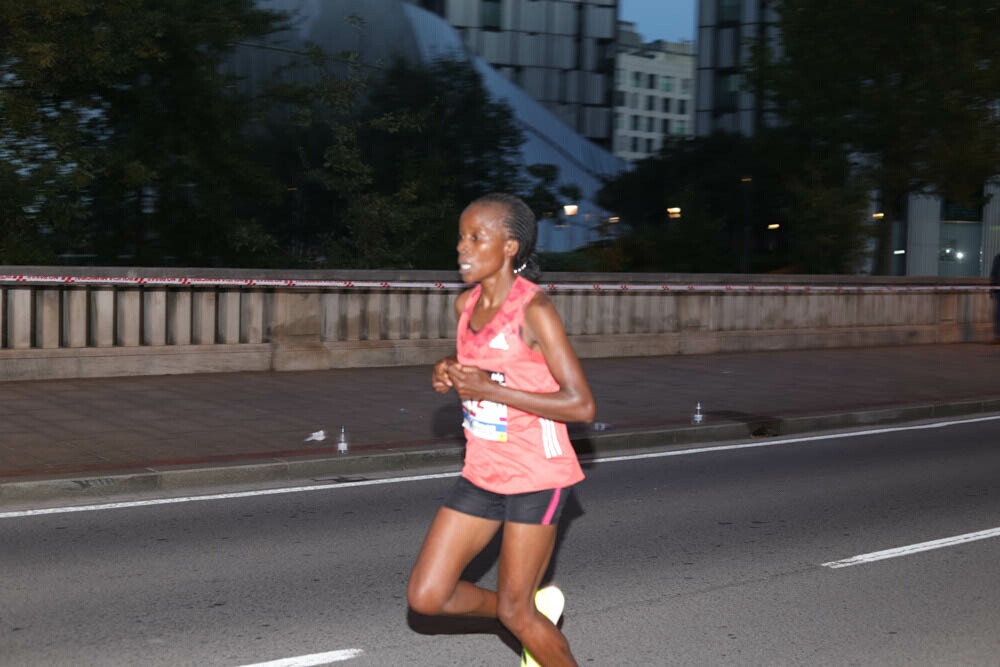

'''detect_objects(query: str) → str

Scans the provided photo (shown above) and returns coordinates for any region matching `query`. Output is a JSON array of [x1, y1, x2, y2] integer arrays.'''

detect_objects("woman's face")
[[456, 203, 517, 283]]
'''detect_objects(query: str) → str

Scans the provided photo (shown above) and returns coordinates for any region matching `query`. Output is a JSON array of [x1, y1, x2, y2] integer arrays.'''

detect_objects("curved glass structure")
[[234, 0, 629, 252]]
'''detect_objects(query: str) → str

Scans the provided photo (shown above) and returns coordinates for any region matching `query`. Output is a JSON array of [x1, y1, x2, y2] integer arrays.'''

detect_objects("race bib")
[[462, 370, 508, 442]]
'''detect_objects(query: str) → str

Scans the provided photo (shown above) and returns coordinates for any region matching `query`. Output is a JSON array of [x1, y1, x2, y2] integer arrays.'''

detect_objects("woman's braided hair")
[[472, 192, 541, 282]]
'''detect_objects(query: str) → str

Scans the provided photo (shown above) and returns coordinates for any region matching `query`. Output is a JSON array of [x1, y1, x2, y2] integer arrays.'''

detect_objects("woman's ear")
[[505, 238, 520, 259]]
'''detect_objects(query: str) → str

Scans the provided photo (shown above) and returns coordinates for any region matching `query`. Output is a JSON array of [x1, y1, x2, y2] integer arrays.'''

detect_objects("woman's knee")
[[495, 593, 535, 634], [406, 575, 448, 616]]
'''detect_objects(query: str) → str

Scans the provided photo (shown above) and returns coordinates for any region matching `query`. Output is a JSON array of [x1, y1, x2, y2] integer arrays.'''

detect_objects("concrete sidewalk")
[[1, 343, 998, 504]]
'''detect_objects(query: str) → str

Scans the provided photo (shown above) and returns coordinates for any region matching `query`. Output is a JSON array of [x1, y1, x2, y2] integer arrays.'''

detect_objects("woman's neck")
[[477, 273, 517, 310]]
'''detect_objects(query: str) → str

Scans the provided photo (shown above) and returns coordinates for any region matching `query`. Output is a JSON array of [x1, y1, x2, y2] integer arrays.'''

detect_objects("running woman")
[[407, 193, 595, 667]]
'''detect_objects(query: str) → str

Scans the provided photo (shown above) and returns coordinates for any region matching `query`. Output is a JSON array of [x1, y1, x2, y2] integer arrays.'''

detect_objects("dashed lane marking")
[[822, 527, 1000, 568], [235, 649, 363, 666]]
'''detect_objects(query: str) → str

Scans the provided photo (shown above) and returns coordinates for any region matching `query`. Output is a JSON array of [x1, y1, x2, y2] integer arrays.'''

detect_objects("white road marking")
[[0, 472, 459, 518], [822, 527, 1000, 569], [590, 413, 1000, 464], [235, 649, 363, 666], [2, 413, 998, 520]]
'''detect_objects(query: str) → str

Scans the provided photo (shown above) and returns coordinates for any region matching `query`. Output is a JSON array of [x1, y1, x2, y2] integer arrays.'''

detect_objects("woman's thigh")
[[410, 507, 502, 591]]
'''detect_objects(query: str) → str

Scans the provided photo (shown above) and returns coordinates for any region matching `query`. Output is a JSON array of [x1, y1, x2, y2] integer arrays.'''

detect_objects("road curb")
[[3, 399, 999, 506]]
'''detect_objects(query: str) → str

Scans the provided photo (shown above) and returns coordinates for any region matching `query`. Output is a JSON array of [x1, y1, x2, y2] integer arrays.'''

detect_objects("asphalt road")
[[3, 415, 999, 667]]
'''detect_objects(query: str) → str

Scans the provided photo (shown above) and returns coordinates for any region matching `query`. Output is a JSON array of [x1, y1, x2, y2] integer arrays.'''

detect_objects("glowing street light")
[[667, 207, 682, 219]]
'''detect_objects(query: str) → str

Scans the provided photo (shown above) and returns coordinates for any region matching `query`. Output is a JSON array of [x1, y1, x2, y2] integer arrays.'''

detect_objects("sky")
[[619, 0, 696, 43]]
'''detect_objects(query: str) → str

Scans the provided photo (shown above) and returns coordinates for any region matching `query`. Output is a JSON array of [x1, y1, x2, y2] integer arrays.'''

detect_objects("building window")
[[630, 92, 638, 108], [660, 76, 674, 92], [631, 115, 640, 130], [614, 113, 621, 129], [662, 97, 672, 113], [647, 73, 656, 89], [646, 117, 655, 132], [681, 78, 693, 93], [481, 0, 501, 30], [719, 0, 742, 23], [646, 96, 655, 111], [942, 194, 984, 221], [615, 90, 626, 106], [615, 68, 623, 86], [678, 99, 687, 115], [675, 120, 688, 135], [632, 71, 642, 87], [662, 118, 671, 134], [714, 72, 741, 109], [646, 138, 654, 153], [631, 137, 639, 152]]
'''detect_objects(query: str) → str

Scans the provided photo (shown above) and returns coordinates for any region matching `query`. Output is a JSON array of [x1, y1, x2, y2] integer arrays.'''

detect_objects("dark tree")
[[753, 0, 1000, 273], [0, 0, 286, 265]]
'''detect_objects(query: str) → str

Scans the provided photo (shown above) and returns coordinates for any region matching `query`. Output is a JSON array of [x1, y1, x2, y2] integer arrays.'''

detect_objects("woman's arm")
[[446, 292, 595, 423], [431, 290, 471, 393]]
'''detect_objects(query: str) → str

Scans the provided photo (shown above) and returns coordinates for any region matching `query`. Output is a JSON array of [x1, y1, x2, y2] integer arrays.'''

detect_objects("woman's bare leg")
[[407, 507, 502, 617], [496, 521, 577, 667]]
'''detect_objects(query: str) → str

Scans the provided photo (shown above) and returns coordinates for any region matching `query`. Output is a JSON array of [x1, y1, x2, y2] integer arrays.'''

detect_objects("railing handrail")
[[0, 272, 991, 293]]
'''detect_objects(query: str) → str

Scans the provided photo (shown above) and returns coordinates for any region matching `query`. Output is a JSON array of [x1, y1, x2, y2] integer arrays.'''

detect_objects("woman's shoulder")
[[454, 285, 478, 314]]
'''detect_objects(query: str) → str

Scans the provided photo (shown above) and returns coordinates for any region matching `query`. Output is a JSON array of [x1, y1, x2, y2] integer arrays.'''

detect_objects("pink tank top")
[[456, 276, 585, 494]]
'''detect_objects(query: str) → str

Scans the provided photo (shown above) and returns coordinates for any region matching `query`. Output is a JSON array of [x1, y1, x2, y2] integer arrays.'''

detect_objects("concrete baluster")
[[321, 291, 342, 342], [364, 290, 383, 342], [167, 290, 192, 345], [8, 287, 32, 349], [143, 288, 167, 346], [116, 289, 141, 347], [217, 289, 240, 344], [63, 288, 88, 348], [191, 290, 217, 344], [90, 288, 115, 348], [34, 287, 60, 349], [386, 290, 404, 341], [241, 290, 264, 344]]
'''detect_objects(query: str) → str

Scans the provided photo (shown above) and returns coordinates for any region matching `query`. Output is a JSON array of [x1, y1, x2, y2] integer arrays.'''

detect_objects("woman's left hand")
[[446, 365, 496, 402]]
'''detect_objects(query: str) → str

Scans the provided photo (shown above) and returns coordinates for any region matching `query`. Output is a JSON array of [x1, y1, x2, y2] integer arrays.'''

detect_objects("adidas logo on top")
[[488, 332, 509, 350]]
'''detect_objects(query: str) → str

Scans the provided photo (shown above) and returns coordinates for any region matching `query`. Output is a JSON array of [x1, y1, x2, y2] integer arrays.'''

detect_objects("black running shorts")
[[444, 476, 571, 525]]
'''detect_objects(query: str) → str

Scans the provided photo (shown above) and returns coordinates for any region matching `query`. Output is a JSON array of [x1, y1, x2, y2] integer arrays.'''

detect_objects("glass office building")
[[233, 0, 628, 252], [409, 0, 619, 151]]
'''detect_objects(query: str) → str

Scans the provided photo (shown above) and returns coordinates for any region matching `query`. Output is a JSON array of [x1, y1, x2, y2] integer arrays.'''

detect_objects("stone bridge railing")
[[0, 267, 992, 381]]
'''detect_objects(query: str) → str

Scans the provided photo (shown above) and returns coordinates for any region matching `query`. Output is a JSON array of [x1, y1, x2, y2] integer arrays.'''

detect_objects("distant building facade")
[[238, 0, 628, 253], [694, 0, 1000, 277], [694, 0, 777, 138], [408, 0, 619, 150], [612, 21, 695, 162]]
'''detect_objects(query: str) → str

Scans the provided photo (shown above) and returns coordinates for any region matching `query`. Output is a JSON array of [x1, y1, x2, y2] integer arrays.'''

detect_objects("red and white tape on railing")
[[0, 274, 991, 293]]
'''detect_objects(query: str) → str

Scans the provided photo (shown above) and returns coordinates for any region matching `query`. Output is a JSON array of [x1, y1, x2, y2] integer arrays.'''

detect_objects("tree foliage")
[[0, 0, 286, 265], [252, 49, 535, 269], [594, 129, 869, 274], [596, 135, 754, 272], [0, 5, 589, 270], [752, 0, 1000, 273]]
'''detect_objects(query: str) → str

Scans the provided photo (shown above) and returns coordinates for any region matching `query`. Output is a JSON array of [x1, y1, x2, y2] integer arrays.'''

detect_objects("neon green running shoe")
[[520, 585, 566, 667]]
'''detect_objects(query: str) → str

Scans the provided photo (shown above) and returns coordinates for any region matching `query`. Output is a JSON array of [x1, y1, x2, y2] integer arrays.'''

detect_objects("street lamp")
[[560, 203, 579, 248]]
